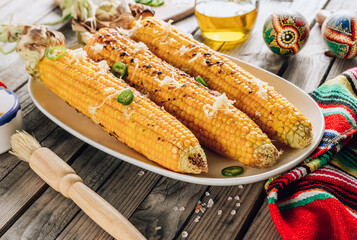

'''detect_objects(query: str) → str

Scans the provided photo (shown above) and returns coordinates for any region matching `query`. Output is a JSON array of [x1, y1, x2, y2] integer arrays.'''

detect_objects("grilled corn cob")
[[129, 17, 312, 148], [38, 48, 207, 173], [84, 28, 280, 168]]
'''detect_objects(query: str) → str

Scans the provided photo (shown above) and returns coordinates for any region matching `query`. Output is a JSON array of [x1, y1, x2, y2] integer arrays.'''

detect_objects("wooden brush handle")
[[29, 147, 145, 240]]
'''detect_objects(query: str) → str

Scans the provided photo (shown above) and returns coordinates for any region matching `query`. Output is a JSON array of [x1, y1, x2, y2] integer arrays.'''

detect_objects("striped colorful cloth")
[[265, 67, 357, 240]]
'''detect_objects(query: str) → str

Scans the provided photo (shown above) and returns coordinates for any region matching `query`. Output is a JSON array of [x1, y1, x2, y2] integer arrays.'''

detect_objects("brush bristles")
[[10, 131, 42, 162]]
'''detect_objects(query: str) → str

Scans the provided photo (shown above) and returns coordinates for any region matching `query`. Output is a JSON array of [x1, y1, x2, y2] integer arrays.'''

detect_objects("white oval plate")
[[28, 56, 324, 186]]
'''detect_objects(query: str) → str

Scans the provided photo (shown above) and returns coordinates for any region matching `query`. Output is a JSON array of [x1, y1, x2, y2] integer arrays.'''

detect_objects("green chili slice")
[[112, 62, 128, 79], [150, 0, 164, 6], [140, 0, 153, 4], [221, 166, 244, 177], [196, 76, 207, 87], [135, 0, 141, 2], [45, 46, 67, 60], [117, 90, 134, 105]]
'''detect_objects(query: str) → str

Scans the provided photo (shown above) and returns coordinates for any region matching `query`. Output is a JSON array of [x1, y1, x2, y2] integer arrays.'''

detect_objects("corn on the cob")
[[38, 48, 207, 173], [84, 28, 280, 168], [129, 17, 313, 149]]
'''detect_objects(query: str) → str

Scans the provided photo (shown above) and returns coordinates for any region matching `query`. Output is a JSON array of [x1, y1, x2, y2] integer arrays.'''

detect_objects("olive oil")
[[195, 0, 258, 42]]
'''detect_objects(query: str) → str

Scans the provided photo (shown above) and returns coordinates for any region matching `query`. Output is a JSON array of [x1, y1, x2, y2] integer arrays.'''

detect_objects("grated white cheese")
[[161, 19, 174, 41], [123, 107, 133, 120], [132, 41, 148, 54], [218, 210, 222, 215], [179, 207, 185, 211], [181, 231, 188, 238], [131, 62, 139, 79], [255, 111, 262, 117], [188, 52, 202, 63], [158, 74, 182, 88], [173, 207, 179, 211], [96, 60, 109, 75], [203, 93, 235, 118], [234, 196, 240, 200], [91, 43, 104, 54], [116, 27, 131, 36], [253, 77, 268, 100], [227, 196, 232, 201], [231, 210, 236, 215], [88, 90, 121, 123], [178, 45, 191, 56], [205, 192, 210, 196], [137, 170, 145, 176], [236, 202, 241, 207], [69, 48, 87, 64]]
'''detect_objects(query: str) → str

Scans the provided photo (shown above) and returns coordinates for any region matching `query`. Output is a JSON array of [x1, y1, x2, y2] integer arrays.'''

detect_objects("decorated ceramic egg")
[[322, 10, 357, 59], [263, 12, 310, 56]]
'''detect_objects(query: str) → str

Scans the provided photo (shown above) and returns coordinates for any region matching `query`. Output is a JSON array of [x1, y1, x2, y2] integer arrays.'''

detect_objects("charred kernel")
[[249, 91, 252, 94], [203, 53, 212, 56], [157, 71, 163, 75], [130, 58, 135, 62], [143, 64, 152, 68], [120, 52, 127, 57]]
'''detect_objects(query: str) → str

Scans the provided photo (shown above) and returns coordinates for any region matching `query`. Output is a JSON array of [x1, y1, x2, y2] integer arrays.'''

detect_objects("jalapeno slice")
[[117, 89, 134, 105], [221, 166, 244, 177], [112, 62, 128, 79], [45, 46, 67, 60], [150, 0, 164, 6], [196, 76, 207, 87]]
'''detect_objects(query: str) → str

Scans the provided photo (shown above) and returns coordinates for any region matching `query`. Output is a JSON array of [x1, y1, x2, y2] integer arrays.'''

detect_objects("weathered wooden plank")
[[280, 25, 330, 92], [242, 199, 282, 240], [129, 178, 206, 240], [175, 182, 264, 240], [56, 166, 161, 239], [1, 145, 124, 240], [325, 58, 357, 82], [0, 127, 85, 235], [174, 14, 198, 34]]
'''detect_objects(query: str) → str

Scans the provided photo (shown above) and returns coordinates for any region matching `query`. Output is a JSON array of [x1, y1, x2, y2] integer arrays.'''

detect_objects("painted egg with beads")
[[263, 12, 310, 56], [322, 10, 357, 59]]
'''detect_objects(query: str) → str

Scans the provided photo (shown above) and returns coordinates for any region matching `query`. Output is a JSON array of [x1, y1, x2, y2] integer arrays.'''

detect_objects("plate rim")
[[28, 56, 325, 186]]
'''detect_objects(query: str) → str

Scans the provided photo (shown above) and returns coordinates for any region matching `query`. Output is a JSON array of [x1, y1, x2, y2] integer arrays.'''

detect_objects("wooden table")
[[0, 0, 356, 239]]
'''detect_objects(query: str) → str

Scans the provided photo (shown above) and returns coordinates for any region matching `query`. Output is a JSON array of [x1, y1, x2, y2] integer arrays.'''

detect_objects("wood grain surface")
[[0, 0, 354, 239]]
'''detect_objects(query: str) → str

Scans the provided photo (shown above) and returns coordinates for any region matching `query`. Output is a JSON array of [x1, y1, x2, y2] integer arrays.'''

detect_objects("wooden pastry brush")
[[10, 131, 146, 240]]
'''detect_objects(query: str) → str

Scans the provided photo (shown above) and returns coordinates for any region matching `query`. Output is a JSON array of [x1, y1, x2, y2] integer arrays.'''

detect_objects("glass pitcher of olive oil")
[[195, 0, 258, 42]]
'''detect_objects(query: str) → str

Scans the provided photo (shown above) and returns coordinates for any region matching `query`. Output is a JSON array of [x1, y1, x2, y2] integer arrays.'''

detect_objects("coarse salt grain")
[[197, 200, 201, 204], [155, 226, 162, 231], [227, 196, 232, 201], [137, 170, 145, 176], [205, 191, 210, 196], [234, 196, 240, 200], [181, 231, 188, 238], [179, 207, 185, 211], [236, 203, 241, 207], [194, 216, 201, 222], [200, 207, 206, 213], [207, 199, 214, 208], [239, 185, 244, 189], [231, 210, 236, 215], [173, 207, 179, 211], [195, 209, 199, 213], [218, 210, 222, 215]]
